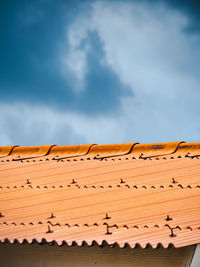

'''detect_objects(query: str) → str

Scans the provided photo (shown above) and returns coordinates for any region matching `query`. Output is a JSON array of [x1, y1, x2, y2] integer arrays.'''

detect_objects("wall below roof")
[[0, 243, 195, 267]]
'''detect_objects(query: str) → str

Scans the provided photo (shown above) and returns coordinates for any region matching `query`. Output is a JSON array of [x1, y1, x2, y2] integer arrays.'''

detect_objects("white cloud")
[[60, 0, 200, 142], [61, 15, 92, 92], [1, 1, 200, 146], [0, 103, 84, 146], [0, 103, 119, 146], [65, 1, 200, 96]]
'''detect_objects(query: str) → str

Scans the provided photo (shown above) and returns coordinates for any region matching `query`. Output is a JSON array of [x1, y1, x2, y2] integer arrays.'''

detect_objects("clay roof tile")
[[87, 143, 137, 158], [130, 141, 184, 158], [175, 142, 200, 157], [0, 145, 18, 158], [3, 145, 55, 161], [0, 141, 199, 248]]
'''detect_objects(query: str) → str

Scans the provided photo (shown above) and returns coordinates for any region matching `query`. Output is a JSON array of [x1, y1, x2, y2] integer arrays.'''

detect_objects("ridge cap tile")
[[2, 141, 200, 162], [11, 145, 54, 155], [0, 145, 18, 157], [129, 141, 185, 157], [176, 142, 200, 156], [87, 143, 138, 158], [48, 144, 94, 160], [6, 145, 55, 160]]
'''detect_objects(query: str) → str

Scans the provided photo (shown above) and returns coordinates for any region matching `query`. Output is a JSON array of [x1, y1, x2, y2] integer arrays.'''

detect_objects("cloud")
[[61, 15, 92, 92], [65, 1, 200, 96], [0, 103, 86, 146], [61, 0, 200, 142], [0, 103, 120, 146], [1, 0, 200, 146]]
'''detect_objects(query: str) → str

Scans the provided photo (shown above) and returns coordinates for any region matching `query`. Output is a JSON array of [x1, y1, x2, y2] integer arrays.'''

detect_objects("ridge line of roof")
[[1, 141, 200, 159]]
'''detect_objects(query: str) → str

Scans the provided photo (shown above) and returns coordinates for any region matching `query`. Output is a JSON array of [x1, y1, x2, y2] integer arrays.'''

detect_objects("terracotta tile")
[[0, 142, 200, 248], [0, 146, 18, 158], [129, 142, 184, 158], [175, 142, 200, 156], [87, 143, 137, 158], [49, 144, 92, 156], [14, 144, 94, 162], [1, 145, 54, 161]]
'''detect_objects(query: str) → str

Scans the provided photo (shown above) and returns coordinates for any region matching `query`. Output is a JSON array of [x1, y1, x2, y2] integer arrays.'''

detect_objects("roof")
[[0, 141, 200, 248]]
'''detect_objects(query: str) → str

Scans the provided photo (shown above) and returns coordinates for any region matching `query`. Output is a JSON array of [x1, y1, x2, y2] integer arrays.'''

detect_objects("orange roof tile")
[[86, 143, 137, 159], [1, 145, 54, 161], [49, 144, 92, 157], [0, 145, 18, 158], [34, 144, 94, 161], [0, 141, 200, 248], [176, 143, 200, 157], [129, 142, 184, 158]]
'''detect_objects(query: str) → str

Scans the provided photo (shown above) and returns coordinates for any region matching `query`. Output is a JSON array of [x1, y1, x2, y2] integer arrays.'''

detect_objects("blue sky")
[[0, 0, 200, 145]]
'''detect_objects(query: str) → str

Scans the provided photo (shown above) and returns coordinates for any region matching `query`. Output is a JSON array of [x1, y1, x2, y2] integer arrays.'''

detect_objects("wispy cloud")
[[0, 103, 119, 145], [61, 0, 200, 142], [0, 103, 87, 146]]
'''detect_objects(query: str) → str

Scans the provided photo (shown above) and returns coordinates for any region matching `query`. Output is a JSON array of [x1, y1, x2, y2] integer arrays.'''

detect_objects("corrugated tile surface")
[[0, 142, 200, 248]]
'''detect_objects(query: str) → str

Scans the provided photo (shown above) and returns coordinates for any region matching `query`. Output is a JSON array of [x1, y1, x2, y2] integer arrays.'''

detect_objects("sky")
[[0, 0, 200, 146]]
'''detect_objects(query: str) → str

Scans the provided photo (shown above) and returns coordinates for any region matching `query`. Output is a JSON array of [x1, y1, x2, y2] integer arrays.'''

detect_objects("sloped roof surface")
[[0, 141, 200, 248]]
